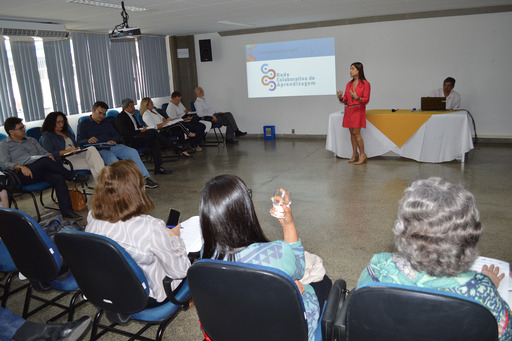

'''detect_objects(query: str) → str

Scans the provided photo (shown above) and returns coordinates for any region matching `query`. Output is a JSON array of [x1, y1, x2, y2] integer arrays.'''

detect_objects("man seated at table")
[[194, 87, 246, 145], [0, 117, 90, 220], [429, 77, 460, 110], [77, 101, 159, 189]]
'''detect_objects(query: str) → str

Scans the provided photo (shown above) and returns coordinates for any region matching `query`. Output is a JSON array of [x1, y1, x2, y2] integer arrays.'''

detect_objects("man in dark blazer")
[[115, 98, 173, 175]]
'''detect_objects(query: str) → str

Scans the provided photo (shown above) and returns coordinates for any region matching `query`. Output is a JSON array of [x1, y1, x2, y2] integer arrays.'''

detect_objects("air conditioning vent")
[[0, 20, 70, 39]]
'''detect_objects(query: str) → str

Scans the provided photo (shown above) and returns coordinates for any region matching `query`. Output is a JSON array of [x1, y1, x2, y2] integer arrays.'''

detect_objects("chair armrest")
[[333, 289, 353, 341], [322, 279, 347, 341], [61, 158, 74, 172], [162, 276, 191, 306]]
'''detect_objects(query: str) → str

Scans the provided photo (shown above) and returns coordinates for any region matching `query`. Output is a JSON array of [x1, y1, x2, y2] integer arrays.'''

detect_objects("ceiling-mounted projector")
[[110, 1, 141, 39], [110, 27, 141, 39]]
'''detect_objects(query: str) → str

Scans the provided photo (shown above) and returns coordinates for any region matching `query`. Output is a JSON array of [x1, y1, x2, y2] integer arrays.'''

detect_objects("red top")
[[342, 79, 371, 128]]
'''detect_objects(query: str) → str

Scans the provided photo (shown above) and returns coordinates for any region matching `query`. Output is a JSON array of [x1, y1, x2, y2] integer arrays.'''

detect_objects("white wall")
[[195, 12, 512, 138]]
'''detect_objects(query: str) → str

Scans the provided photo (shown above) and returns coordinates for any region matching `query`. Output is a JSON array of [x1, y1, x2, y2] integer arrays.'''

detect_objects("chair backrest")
[[190, 102, 196, 112], [336, 282, 499, 341], [78, 116, 89, 124], [0, 208, 63, 283], [0, 133, 7, 142], [68, 125, 76, 139], [106, 109, 120, 118], [188, 259, 309, 341], [26, 127, 42, 141], [0, 240, 16, 272], [161, 103, 169, 118], [54, 229, 149, 314], [134, 109, 146, 127]]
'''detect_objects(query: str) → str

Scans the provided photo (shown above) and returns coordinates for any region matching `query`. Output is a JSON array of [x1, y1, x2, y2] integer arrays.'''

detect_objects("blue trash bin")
[[263, 125, 275, 139]]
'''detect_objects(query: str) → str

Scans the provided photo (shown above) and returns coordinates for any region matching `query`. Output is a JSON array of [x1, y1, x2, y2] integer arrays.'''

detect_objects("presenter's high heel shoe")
[[348, 154, 359, 163], [354, 155, 367, 165]]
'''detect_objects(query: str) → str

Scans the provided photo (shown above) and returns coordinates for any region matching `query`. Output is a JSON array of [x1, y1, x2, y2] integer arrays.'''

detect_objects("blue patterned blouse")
[[358, 253, 512, 340], [233, 239, 320, 341]]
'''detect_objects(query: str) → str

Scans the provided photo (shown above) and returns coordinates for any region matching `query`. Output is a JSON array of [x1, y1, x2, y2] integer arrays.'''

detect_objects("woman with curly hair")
[[41, 111, 104, 179], [358, 177, 511, 340]]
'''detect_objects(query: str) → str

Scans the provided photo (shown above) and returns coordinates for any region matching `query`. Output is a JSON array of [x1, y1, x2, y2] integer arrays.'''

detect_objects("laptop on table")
[[421, 97, 446, 111]]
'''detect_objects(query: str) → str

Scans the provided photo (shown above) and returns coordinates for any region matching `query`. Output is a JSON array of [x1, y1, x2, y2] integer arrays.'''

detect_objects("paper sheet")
[[164, 118, 184, 127], [471, 256, 510, 306], [179, 216, 203, 253], [63, 148, 88, 157]]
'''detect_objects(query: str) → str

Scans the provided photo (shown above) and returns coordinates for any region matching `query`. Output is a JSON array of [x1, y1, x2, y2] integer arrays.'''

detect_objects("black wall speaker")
[[199, 39, 213, 62]]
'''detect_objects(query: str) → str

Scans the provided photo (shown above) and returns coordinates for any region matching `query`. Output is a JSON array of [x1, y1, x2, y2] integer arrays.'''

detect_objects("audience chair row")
[[0, 206, 497, 340], [0, 208, 191, 341]]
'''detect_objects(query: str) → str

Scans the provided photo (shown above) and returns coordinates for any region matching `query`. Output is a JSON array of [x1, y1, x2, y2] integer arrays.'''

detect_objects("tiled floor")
[[4, 137, 512, 340]]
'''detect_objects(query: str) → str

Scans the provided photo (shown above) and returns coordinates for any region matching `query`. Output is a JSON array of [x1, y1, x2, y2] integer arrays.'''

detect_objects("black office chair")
[[54, 229, 192, 341], [332, 282, 499, 341], [0, 208, 85, 321], [188, 259, 344, 341]]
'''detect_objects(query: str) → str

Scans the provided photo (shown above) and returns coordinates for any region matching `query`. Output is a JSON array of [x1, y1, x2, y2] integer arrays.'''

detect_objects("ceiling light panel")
[[66, 0, 147, 12]]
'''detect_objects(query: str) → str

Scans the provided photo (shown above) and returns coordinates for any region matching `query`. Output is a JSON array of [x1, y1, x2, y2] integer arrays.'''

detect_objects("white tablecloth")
[[325, 111, 474, 163]]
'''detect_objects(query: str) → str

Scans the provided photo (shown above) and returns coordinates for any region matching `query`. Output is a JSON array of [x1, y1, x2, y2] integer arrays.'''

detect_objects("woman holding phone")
[[337, 62, 371, 165], [86, 159, 190, 307]]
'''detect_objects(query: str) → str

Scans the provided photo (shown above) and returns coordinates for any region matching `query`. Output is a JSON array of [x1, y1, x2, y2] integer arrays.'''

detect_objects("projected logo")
[[260, 64, 276, 91]]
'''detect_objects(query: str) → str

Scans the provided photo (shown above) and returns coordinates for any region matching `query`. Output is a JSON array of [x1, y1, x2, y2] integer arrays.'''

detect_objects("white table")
[[325, 111, 474, 163]]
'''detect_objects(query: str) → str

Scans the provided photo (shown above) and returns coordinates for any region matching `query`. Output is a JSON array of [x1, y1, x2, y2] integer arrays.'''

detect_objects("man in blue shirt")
[[77, 101, 158, 189]]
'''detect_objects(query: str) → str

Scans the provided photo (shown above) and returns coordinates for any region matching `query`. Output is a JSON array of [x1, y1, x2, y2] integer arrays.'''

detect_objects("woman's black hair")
[[41, 112, 69, 134], [200, 174, 269, 261]]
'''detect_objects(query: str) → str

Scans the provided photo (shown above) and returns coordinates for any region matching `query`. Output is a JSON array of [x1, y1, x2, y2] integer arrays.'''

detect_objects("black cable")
[[121, 1, 129, 28], [110, 1, 130, 37], [461, 109, 478, 145]]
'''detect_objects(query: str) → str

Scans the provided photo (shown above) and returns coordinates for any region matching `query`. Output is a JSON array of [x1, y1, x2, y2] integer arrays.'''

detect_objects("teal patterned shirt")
[[234, 239, 320, 341], [358, 253, 512, 340]]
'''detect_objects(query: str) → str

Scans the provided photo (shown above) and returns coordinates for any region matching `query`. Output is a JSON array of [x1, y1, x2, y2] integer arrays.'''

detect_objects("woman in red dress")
[[337, 62, 371, 165]]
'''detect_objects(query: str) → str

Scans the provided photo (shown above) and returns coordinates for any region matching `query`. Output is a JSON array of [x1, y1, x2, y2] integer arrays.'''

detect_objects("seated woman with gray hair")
[[358, 177, 511, 340]]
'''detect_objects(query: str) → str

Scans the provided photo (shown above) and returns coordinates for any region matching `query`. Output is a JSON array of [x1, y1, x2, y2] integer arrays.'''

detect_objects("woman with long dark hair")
[[337, 62, 371, 165], [200, 175, 326, 340]]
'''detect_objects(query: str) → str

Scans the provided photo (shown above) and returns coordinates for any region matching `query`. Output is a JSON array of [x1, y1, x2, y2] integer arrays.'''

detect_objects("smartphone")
[[166, 209, 180, 228]]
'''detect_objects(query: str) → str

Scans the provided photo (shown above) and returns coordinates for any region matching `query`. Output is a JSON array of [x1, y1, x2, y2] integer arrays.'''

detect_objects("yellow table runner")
[[366, 110, 452, 147]]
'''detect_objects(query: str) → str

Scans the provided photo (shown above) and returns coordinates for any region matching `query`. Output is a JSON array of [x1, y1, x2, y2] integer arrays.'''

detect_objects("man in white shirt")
[[429, 77, 460, 110], [166, 91, 206, 151], [194, 87, 246, 144]]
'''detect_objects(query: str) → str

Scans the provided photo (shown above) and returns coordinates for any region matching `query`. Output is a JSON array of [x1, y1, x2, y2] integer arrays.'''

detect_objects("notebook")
[[421, 97, 446, 111]]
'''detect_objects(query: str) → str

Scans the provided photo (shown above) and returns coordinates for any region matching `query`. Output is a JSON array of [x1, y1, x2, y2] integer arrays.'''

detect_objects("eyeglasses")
[[95, 110, 107, 116], [13, 125, 26, 130]]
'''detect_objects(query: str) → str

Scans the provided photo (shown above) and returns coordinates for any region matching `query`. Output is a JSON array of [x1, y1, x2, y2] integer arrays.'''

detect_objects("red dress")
[[342, 80, 371, 128]]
